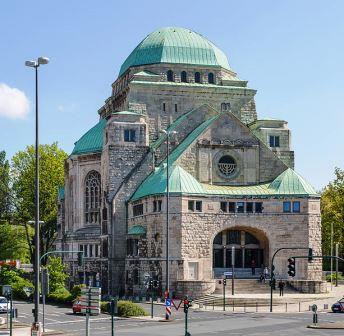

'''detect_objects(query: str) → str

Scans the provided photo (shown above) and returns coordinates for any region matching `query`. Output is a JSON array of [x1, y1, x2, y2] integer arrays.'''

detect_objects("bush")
[[117, 301, 148, 317], [100, 300, 148, 317], [47, 287, 73, 305], [326, 273, 343, 282], [0, 265, 34, 300], [70, 284, 86, 300]]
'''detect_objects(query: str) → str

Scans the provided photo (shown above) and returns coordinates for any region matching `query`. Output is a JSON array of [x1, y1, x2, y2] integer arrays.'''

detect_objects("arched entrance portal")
[[213, 228, 269, 277]]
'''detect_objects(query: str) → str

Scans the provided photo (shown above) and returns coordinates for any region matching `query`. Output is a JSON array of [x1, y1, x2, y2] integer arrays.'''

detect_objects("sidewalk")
[[196, 284, 344, 313]]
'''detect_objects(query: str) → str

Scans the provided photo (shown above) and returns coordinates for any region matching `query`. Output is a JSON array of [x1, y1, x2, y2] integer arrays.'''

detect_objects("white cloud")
[[0, 83, 30, 119]]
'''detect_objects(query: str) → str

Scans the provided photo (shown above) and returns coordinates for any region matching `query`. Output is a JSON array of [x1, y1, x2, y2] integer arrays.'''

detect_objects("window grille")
[[85, 171, 101, 224]]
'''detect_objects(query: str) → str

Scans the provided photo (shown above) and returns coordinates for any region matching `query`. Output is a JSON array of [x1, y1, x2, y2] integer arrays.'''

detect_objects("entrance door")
[[225, 248, 242, 268], [244, 249, 263, 268]]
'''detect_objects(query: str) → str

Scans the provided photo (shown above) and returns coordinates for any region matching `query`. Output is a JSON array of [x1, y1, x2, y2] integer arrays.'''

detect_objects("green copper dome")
[[119, 27, 230, 76]]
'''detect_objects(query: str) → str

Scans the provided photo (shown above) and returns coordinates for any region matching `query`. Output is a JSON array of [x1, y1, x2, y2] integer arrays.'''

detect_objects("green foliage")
[[47, 287, 72, 304], [46, 256, 68, 293], [0, 222, 31, 262], [325, 273, 343, 282], [117, 301, 148, 317], [11, 143, 67, 262], [100, 300, 148, 316], [0, 151, 11, 220], [70, 284, 86, 300], [0, 265, 33, 299], [321, 167, 344, 267]]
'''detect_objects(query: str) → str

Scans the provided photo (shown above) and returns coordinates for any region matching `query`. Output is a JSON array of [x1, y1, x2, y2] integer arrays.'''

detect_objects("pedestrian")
[[251, 259, 256, 275], [259, 273, 264, 283], [278, 281, 285, 296], [263, 266, 269, 283]]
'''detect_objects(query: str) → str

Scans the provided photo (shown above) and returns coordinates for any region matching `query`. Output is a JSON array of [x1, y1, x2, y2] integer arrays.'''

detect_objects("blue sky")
[[0, 0, 343, 190]]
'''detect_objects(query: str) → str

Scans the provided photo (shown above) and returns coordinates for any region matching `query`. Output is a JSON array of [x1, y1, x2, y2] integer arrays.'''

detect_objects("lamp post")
[[161, 129, 176, 318], [25, 57, 49, 329]]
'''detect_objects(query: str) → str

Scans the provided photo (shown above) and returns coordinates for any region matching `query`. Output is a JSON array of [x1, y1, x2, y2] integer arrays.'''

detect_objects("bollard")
[[299, 302, 301, 312], [285, 303, 287, 312], [232, 301, 234, 312], [256, 302, 258, 313], [244, 302, 246, 313]]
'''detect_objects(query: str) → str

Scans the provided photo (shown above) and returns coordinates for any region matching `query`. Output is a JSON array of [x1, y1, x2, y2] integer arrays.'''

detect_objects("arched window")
[[167, 70, 174, 82], [195, 72, 201, 83], [181, 71, 187, 83], [85, 171, 101, 224], [208, 72, 215, 84]]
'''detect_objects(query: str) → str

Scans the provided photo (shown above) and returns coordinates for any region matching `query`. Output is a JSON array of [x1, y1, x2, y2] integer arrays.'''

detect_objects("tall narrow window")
[[174, 104, 178, 112], [167, 70, 174, 82], [163, 103, 166, 112], [181, 71, 187, 83], [208, 72, 214, 84], [85, 171, 101, 224], [124, 129, 136, 142], [195, 72, 201, 83]]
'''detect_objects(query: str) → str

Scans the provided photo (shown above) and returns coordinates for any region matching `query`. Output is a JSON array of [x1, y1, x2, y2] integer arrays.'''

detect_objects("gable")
[[176, 111, 287, 185]]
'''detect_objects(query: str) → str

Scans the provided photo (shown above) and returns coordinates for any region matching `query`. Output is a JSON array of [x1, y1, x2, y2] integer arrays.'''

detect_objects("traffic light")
[[308, 248, 313, 262], [149, 279, 153, 289], [223, 278, 227, 286], [183, 297, 190, 313], [77, 252, 84, 266], [153, 280, 159, 288], [269, 278, 276, 290], [287, 257, 296, 277]]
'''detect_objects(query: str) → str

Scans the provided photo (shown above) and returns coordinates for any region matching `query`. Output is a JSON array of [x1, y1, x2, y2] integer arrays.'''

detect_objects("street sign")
[[2, 285, 12, 297], [165, 299, 172, 307], [224, 271, 232, 277], [23, 287, 33, 298], [80, 287, 101, 315]]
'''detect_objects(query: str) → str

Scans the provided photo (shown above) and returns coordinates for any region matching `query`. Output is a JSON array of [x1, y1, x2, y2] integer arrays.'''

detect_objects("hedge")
[[101, 300, 148, 317]]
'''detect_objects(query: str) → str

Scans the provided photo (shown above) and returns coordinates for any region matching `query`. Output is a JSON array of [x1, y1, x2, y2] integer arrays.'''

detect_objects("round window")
[[218, 155, 237, 176]]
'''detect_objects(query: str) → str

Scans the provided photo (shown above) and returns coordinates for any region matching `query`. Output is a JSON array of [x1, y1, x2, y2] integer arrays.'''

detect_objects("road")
[[7, 300, 344, 335]]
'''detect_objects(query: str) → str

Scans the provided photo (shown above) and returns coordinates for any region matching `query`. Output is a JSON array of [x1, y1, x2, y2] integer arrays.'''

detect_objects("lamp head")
[[25, 60, 37, 67], [38, 57, 49, 65]]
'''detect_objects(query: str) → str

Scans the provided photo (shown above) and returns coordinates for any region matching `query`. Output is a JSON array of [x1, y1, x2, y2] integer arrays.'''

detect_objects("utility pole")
[[330, 222, 333, 290], [335, 243, 339, 287]]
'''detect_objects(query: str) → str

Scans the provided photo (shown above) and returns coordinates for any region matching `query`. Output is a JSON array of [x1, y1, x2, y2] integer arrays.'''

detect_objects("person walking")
[[278, 281, 285, 296], [251, 260, 256, 275], [263, 266, 269, 283]]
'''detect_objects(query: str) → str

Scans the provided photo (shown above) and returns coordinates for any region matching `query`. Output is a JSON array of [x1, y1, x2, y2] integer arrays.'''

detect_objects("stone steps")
[[213, 279, 296, 294]]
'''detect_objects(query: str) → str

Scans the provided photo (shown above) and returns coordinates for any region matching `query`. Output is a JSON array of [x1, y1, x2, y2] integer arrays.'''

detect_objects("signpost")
[[2, 285, 13, 336], [231, 246, 235, 296], [108, 298, 117, 336], [80, 287, 101, 336]]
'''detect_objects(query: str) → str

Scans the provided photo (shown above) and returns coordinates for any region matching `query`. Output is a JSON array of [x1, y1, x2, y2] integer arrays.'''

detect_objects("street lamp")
[[160, 129, 177, 313], [25, 57, 49, 329]]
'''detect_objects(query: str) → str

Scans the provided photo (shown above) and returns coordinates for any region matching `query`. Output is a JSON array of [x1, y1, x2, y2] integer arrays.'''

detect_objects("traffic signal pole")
[[269, 247, 311, 312]]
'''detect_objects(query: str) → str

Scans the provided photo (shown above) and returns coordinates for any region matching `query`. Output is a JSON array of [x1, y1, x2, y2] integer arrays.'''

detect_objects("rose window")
[[218, 155, 236, 176]]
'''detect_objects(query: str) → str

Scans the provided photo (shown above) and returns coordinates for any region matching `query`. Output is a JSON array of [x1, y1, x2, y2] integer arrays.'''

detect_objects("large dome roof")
[[119, 27, 230, 76]]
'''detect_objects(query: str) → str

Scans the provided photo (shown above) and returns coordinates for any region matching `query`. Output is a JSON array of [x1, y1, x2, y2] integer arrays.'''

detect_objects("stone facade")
[[56, 27, 322, 297]]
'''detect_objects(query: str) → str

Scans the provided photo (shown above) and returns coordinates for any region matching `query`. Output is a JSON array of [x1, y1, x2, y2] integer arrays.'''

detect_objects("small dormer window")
[[124, 129, 136, 142], [195, 72, 201, 83], [167, 70, 174, 82], [269, 135, 280, 147]]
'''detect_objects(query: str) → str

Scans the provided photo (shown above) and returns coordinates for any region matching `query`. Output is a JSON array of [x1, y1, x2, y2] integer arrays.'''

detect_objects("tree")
[[46, 256, 68, 292], [11, 143, 67, 263], [0, 222, 31, 262], [321, 167, 344, 264], [0, 151, 11, 220]]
